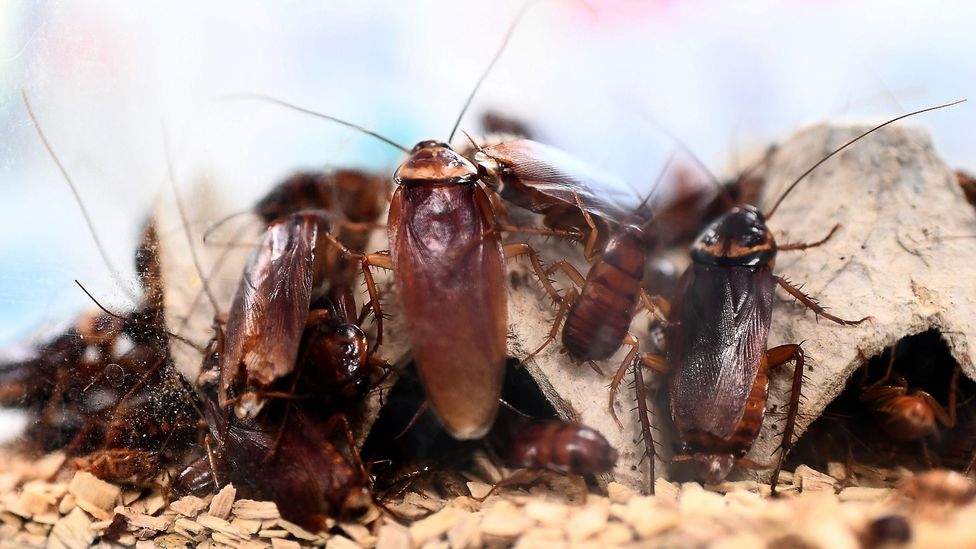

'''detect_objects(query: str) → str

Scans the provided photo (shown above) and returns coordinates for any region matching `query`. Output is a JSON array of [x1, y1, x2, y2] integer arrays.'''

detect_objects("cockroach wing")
[[389, 184, 507, 440], [668, 264, 774, 439], [219, 215, 319, 401], [480, 139, 638, 222]]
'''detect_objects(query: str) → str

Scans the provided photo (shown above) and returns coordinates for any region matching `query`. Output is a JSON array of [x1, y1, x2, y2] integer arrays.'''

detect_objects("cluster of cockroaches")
[[3, 9, 970, 533]]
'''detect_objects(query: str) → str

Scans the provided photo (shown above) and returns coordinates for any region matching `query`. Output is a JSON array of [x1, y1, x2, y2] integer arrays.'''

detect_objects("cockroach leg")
[[638, 289, 670, 326], [766, 343, 805, 496], [608, 333, 642, 429], [924, 365, 960, 428], [632, 354, 656, 494], [323, 413, 369, 483], [204, 434, 221, 489], [473, 469, 542, 502], [545, 260, 587, 289], [360, 252, 392, 347], [778, 223, 841, 251], [773, 275, 871, 326], [571, 192, 601, 261], [502, 242, 562, 303], [522, 287, 576, 364], [485, 186, 514, 225]]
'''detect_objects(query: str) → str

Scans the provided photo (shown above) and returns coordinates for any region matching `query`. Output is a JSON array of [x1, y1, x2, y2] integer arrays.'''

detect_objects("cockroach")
[[858, 344, 960, 444], [478, 419, 618, 501], [635, 102, 962, 493], [72, 448, 162, 486], [956, 170, 976, 207]]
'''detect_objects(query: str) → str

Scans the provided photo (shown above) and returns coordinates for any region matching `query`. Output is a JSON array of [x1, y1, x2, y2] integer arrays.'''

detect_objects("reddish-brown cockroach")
[[858, 344, 960, 444], [956, 170, 976, 207], [637, 102, 962, 493], [478, 419, 618, 501]]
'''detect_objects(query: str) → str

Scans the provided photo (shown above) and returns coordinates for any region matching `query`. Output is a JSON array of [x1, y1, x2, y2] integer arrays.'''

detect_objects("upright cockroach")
[[858, 344, 960, 443], [636, 102, 961, 492]]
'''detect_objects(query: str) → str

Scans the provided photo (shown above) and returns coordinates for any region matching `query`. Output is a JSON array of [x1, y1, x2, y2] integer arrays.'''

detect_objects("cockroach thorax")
[[693, 453, 735, 485], [691, 205, 776, 266], [394, 141, 478, 185]]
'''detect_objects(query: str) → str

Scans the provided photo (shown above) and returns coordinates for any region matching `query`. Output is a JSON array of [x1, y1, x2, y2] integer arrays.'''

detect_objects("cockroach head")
[[691, 205, 776, 267], [693, 453, 735, 485], [394, 141, 478, 185]]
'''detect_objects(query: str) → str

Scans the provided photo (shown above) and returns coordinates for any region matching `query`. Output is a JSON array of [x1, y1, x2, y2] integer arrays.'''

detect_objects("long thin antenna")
[[22, 90, 133, 300], [766, 99, 965, 219], [214, 93, 410, 153], [160, 122, 221, 314], [446, 1, 540, 144]]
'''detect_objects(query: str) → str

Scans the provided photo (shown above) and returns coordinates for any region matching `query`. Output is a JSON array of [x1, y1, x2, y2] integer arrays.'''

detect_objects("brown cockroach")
[[955, 170, 976, 207], [858, 343, 960, 444], [72, 448, 162, 486], [635, 102, 962, 493], [479, 419, 618, 501]]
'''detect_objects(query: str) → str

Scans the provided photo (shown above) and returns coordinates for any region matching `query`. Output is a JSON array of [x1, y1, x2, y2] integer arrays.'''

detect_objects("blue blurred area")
[[1, 0, 975, 345]]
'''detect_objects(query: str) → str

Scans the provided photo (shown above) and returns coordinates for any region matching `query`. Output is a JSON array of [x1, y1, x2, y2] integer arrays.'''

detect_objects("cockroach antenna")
[[22, 90, 137, 303], [446, 0, 597, 146], [765, 99, 966, 219], [212, 93, 410, 153], [161, 122, 221, 315]]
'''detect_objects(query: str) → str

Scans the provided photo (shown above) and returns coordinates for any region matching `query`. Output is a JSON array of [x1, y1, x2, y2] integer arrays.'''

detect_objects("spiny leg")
[[778, 224, 840, 251], [571, 192, 601, 261], [766, 343, 805, 496], [324, 412, 369, 484], [473, 469, 542, 502], [504, 242, 562, 303], [360, 253, 392, 347], [638, 289, 671, 325], [607, 334, 640, 429], [523, 287, 576, 364], [773, 275, 871, 325], [632, 354, 657, 494]]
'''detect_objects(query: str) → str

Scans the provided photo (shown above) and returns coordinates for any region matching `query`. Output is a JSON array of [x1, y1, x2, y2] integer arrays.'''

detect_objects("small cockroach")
[[478, 419, 618, 501], [858, 344, 960, 443], [638, 102, 961, 492]]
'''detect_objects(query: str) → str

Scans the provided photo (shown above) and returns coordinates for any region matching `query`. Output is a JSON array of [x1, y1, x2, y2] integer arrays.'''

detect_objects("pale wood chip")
[[706, 480, 760, 494], [598, 522, 634, 546], [13, 531, 47, 548], [238, 540, 270, 549], [337, 522, 372, 545], [47, 507, 94, 549], [174, 517, 205, 535], [479, 502, 533, 539], [29, 453, 65, 480], [0, 511, 23, 530], [654, 479, 679, 501], [169, 495, 207, 517], [134, 541, 155, 549], [270, 539, 302, 549], [142, 492, 166, 516], [58, 494, 76, 515], [827, 462, 848, 481], [67, 472, 120, 520], [404, 492, 446, 513], [0, 473, 21, 494], [231, 517, 263, 535], [89, 519, 114, 531], [565, 503, 609, 542], [607, 482, 634, 504], [325, 536, 360, 549], [449, 496, 480, 513], [122, 491, 142, 506], [511, 527, 565, 549], [446, 512, 481, 549], [375, 522, 410, 549], [410, 506, 462, 546], [197, 514, 249, 539], [232, 500, 280, 521], [257, 529, 289, 539], [524, 500, 569, 526], [276, 518, 319, 541], [795, 465, 838, 493], [464, 482, 492, 501], [24, 521, 49, 535], [154, 533, 195, 549], [21, 481, 62, 515], [837, 486, 892, 502], [209, 485, 237, 520], [213, 531, 246, 547], [382, 501, 428, 521], [622, 499, 679, 538], [32, 512, 59, 525]]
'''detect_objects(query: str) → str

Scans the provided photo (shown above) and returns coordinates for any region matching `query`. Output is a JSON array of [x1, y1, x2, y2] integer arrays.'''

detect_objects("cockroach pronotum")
[[634, 102, 962, 493], [858, 343, 960, 444]]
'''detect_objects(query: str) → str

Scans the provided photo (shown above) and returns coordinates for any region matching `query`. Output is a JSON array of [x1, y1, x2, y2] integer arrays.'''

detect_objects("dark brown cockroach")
[[858, 344, 960, 444], [636, 103, 961, 493]]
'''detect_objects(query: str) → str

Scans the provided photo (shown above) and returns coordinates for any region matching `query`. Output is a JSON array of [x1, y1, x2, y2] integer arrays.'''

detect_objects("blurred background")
[[1, 0, 974, 352]]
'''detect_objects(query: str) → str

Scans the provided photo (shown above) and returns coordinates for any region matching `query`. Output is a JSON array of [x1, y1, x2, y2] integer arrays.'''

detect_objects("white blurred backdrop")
[[1, 0, 975, 348]]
